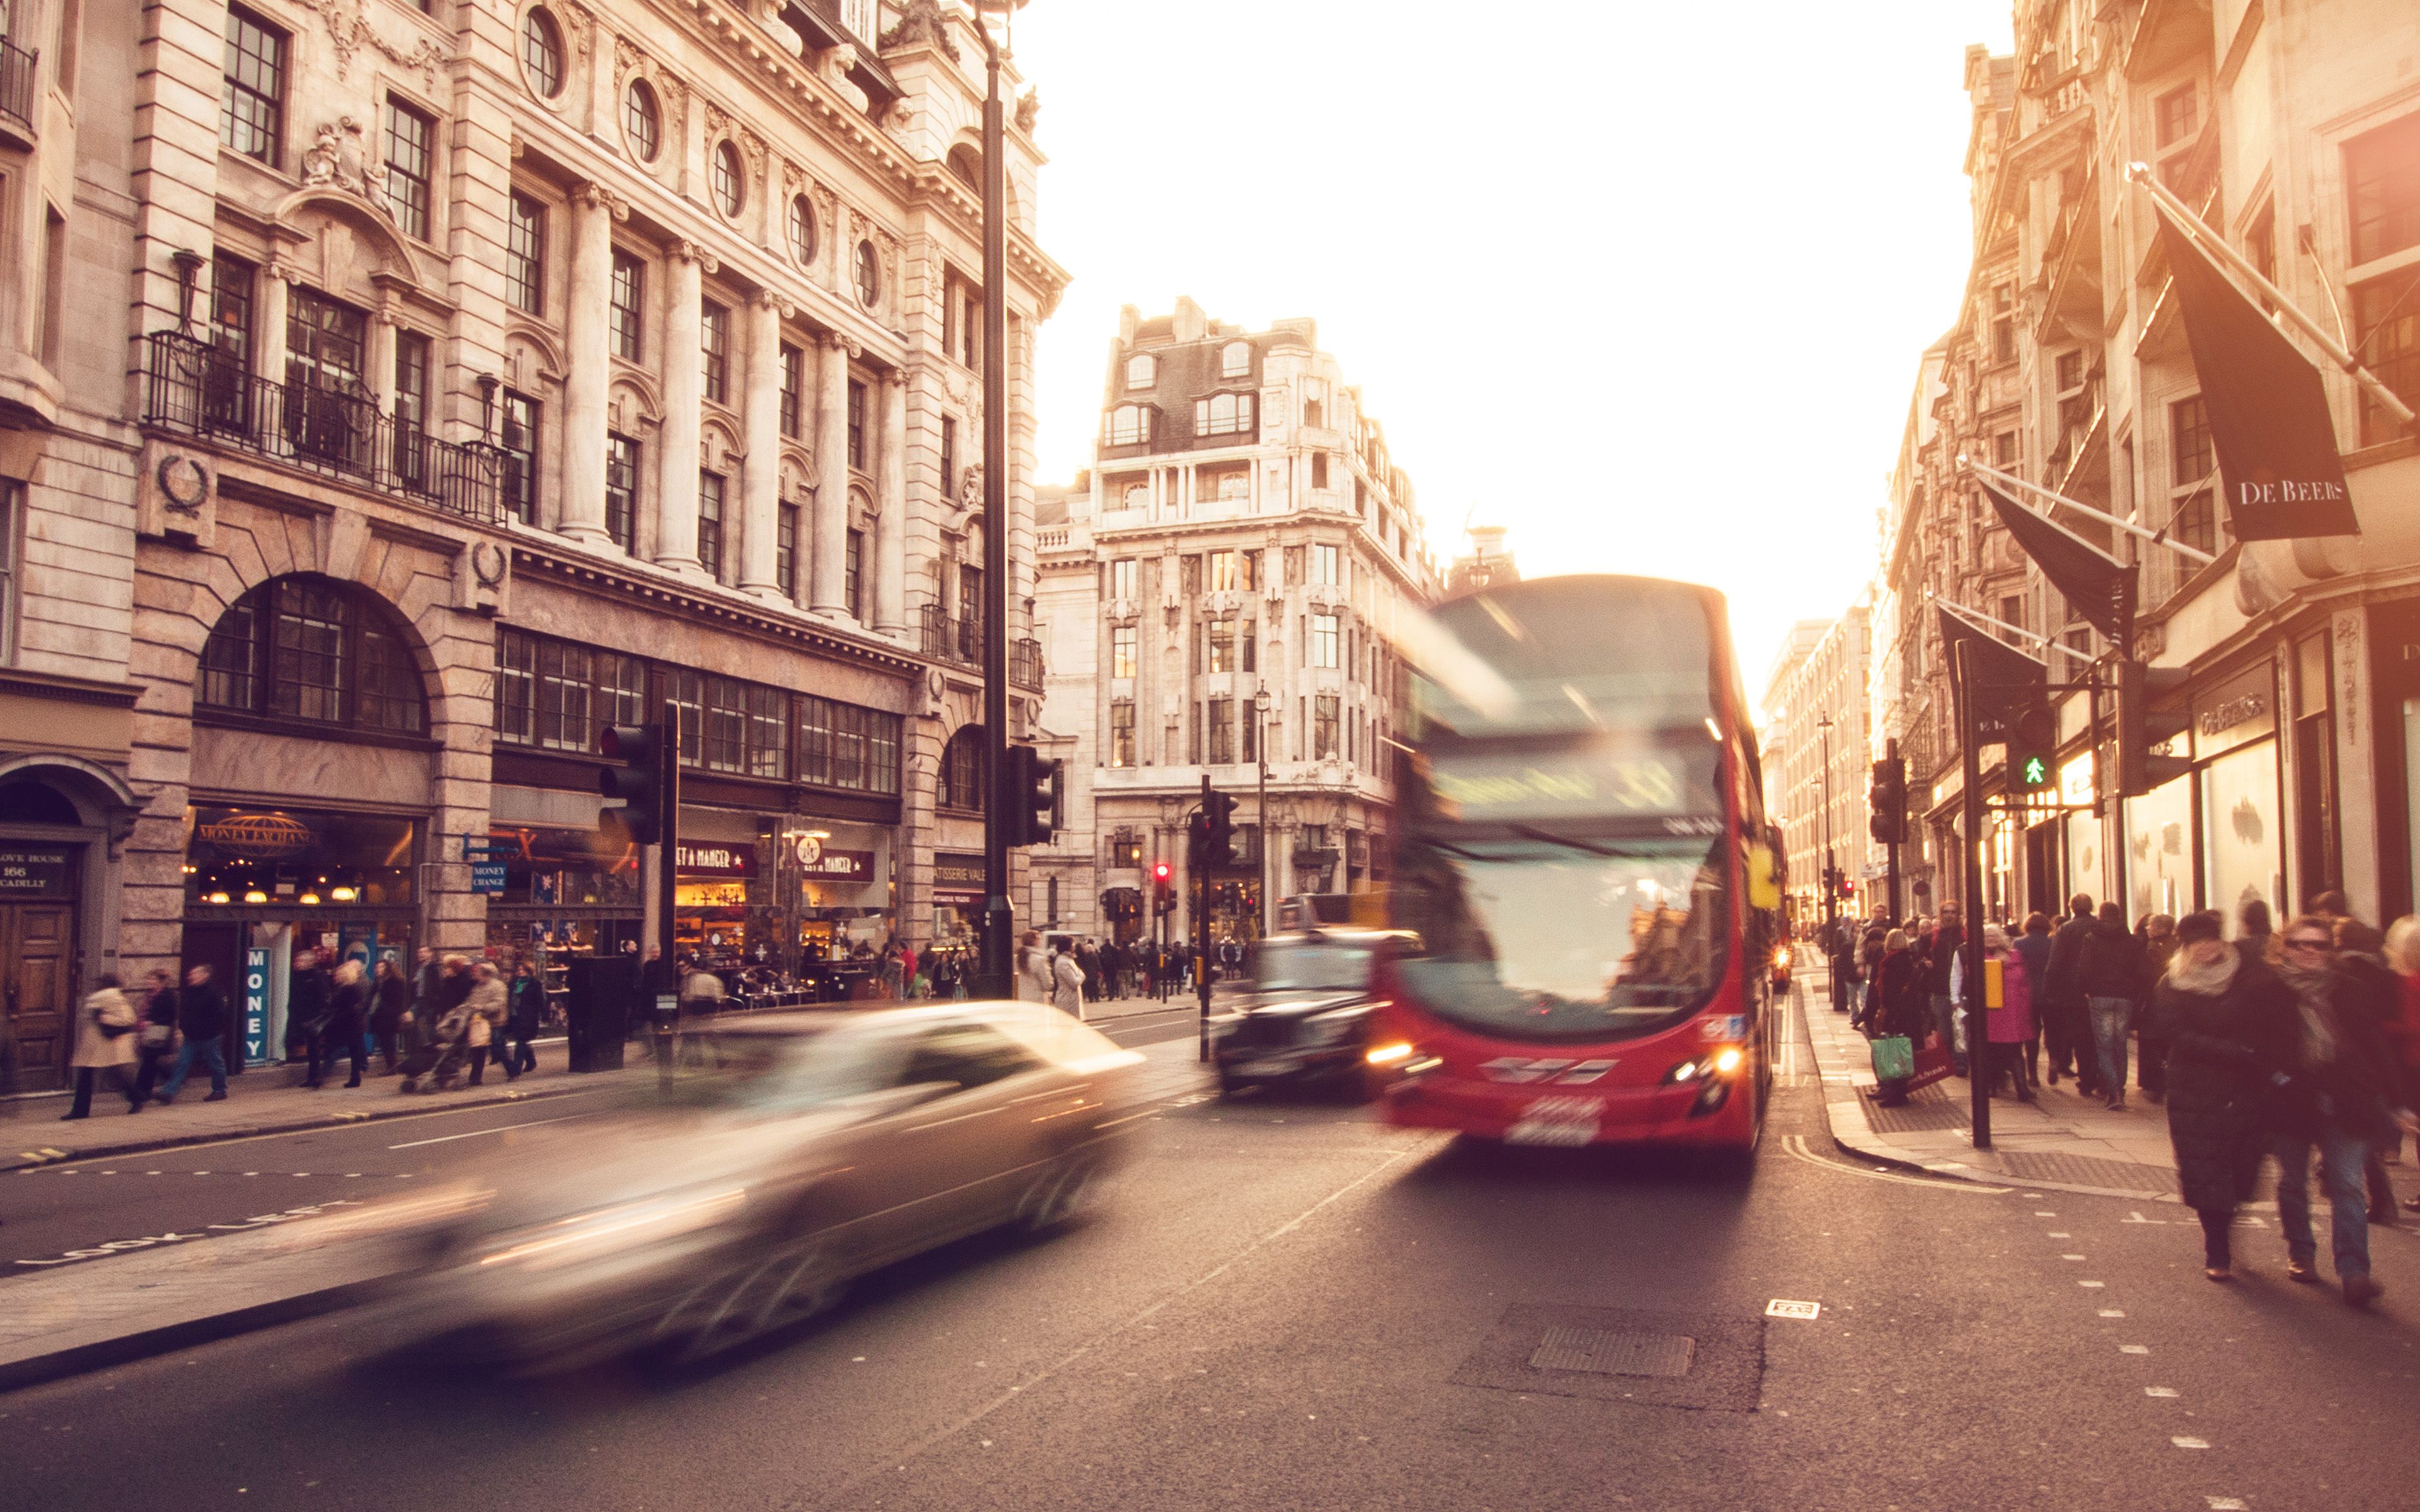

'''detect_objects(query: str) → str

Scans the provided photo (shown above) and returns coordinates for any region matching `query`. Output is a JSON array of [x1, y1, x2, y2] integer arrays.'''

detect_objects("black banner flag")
[[1937, 604, 2046, 742], [1978, 476, 2137, 645]]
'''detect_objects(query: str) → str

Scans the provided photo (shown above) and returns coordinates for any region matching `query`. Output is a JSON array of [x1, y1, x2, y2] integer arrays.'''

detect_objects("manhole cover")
[[1451, 1304, 1764, 1412], [1528, 1326, 1695, 1378]]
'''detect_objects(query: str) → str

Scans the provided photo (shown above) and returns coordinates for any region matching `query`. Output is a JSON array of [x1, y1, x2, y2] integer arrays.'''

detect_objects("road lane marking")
[[387, 1113, 586, 1149], [2099, 1309, 2126, 1317], [2171, 1437, 2210, 1450], [2145, 1387, 2179, 1397], [1777, 1135, 2011, 1193], [1765, 1299, 1821, 1319], [2078, 1280, 2106, 1288], [2120, 1344, 2149, 1354]]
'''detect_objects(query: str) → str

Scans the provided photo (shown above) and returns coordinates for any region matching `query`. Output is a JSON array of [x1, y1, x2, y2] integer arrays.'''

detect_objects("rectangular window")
[[1310, 542, 1339, 585], [1110, 558, 1136, 599], [944, 270, 984, 369], [1107, 406, 1150, 446], [1237, 549, 1258, 592], [703, 677, 747, 773], [0, 479, 18, 663], [1311, 613, 1339, 669], [1990, 284, 2014, 362], [1194, 392, 1255, 437], [506, 193, 546, 315], [1207, 550, 1238, 592], [940, 415, 957, 497], [1240, 703, 1257, 764], [210, 253, 255, 372], [2354, 266, 2420, 446], [2169, 395, 2217, 556], [382, 96, 435, 242], [2156, 85, 2197, 151], [1208, 617, 1234, 673], [605, 433, 639, 553], [220, 7, 285, 166], [2348, 113, 2420, 266], [500, 389, 539, 524], [1208, 697, 1233, 764], [776, 501, 800, 599], [609, 251, 644, 361], [1992, 430, 2018, 468], [1311, 453, 1329, 490], [847, 378, 867, 469], [1111, 624, 1136, 679], [845, 527, 865, 619], [957, 563, 982, 651], [1109, 701, 1135, 768], [779, 343, 804, 438], [669, 669, 704, 764], [535, 639, 591, 752], [1315, 695, 1339, 760], [746, 684, 788, 779], [494, 630, 536, 745], [1241, 622, 1257, 674], [700, 302, 729, 406], [698, 471, 725, 579], [392, 331, 430, 435]]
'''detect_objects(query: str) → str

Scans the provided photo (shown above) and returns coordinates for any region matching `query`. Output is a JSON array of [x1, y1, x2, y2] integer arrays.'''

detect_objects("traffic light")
[[1204, 789, 1238, 869], [2006, 704, 2057, 796], [598, 722, 667, 846], [1002, 745, 1062, 847], [2112, 659, 2192, 798], [1838, 874, 1857, 902], [1152, 860, 1175, 915], [1867, 757, 1905, 845]]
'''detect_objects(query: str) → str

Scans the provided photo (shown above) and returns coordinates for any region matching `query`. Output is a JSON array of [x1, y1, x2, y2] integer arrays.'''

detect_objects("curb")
[[3, 1079, 602, 1172], [0, 1277, 374, 1395]]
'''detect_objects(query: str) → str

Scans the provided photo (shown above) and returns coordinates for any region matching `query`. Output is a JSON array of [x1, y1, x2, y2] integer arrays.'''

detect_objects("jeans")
[[1930, 992, 1966, 1074], [2274, 1127, 2371, 1278], [156, 1038, 228, 1099], [2088, 997, 2133, 1099]]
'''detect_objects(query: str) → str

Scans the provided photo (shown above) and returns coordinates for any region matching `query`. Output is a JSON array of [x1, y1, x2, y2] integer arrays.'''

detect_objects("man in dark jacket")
[[2080, 901, 2145, 1111], [1922, 901, 1967, 1075], [2044, 895, 2100, 1095], [154, 964, 229, 1102], [2235, 898, 2275, 973], [2014, 914, 2054, 1087]]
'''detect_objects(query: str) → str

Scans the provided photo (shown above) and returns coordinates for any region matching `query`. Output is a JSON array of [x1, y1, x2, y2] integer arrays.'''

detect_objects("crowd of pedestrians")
[[1818, 890, 2420, 1309]]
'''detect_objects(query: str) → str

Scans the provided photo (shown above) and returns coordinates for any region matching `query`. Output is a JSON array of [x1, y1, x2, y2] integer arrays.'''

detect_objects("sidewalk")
[[0, 1032, 1214, 1393], [1801, 961, 2188, 1201]]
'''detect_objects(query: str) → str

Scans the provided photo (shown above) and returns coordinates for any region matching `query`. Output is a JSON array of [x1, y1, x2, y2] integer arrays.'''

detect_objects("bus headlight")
[[1366, 1041, 1414, 1067], [1712, 1046, 1744, 1075]]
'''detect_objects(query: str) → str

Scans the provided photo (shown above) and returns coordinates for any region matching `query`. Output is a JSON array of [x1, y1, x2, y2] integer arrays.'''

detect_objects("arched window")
[[195, 576, 427, 736], [522, 8, 565, 99], [1107, 404, 1150, 446], [941, 725, 986, 812], [853, 239, 880, 307], [787, 193, 817, 266], [623, 77, 660, 162], [1125, 353, 1155, 389], [712, 140, 746, 217], [947, 144, 982, 191], [1220, 341, 1252, 379]]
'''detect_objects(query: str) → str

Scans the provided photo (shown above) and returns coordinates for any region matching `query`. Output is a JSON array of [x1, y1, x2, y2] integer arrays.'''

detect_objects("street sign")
[[243, 946, 270, 1063], [470, 862, 508, 894]]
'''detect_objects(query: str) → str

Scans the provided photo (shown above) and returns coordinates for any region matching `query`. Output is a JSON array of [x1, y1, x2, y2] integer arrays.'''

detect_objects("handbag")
[[1907, 1041, 1955, 1092], [1870, 1034, 1915, 1082]]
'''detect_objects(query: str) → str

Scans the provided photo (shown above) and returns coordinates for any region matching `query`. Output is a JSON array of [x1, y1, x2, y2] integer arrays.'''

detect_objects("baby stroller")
[[397, 1004, 473, 1093]]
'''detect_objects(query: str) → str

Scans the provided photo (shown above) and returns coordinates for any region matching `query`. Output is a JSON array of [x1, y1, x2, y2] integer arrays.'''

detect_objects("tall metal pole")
[[1256, 687, 1270, 940], [1818, 714, 1837, 940], [1954, 641, 1992, 1150], [1884, 736, 1903, 925], [975, 18, 1013, 999]]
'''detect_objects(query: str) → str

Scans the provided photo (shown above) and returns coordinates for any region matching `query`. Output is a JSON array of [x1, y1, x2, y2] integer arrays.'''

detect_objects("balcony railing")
[[142, 331, 504, 524], [0, 35, 35, 133], [1010, 637, 1044, 690], [919, 602, 984, 667]]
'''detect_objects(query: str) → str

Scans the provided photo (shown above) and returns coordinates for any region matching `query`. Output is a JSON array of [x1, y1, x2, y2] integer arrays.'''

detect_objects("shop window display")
[[2199, 740, 2280, 926], [2125, 770, 2193, 921]]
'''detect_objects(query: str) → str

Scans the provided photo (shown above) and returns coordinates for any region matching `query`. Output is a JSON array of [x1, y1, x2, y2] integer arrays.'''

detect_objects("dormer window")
[[1220, 341, 1252, 379], [1194, 392, 1254, 438], [1107, 404, 1151, 447], [1126, 353, 1156, 389]]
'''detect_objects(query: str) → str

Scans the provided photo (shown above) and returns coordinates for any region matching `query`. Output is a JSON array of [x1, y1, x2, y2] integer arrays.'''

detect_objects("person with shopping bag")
[[1869, 929, 1927, 1106], [63, 975, 143, 1119]]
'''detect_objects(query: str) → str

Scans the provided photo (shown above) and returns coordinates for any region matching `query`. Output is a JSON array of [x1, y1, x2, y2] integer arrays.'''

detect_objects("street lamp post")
[[1254, 684, 1271, 939], [1816, 713, 1837, 944], [972, 2, 1021, 999]]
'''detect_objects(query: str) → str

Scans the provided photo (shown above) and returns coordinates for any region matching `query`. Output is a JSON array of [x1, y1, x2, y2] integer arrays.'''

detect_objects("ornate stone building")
[[1761, 610, 1871, 924], [0, 0, 1064, 1084], [1028, 300, 1439, 946]]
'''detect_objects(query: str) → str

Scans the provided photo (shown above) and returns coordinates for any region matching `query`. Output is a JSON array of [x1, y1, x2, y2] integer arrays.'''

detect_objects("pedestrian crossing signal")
[[2007, 706, 2057, 796]]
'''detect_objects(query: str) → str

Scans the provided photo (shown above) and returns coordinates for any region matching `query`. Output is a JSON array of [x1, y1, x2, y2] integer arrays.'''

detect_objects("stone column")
[[558, 185, 617, 544], [254, 265, 290, 383], [738, 290, 785, 597], [367, 314, 397, 413], [655, 241, 709, 573], [810, 332, 853, 616], [875, 367, 907, 633]]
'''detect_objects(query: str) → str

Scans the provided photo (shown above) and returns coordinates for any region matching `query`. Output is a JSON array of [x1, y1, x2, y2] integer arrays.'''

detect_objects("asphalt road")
[[3, 995, 2414, 1512]]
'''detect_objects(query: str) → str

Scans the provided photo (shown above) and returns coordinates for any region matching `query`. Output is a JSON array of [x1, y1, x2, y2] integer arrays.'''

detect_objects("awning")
[[1978, 476, 2136, 643], [2155, 214, 2360, 541], [1937, 605, 2046, 742]]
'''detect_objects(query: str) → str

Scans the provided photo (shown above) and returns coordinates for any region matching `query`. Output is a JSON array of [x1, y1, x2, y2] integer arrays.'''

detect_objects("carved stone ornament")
[[156, 455, 210, 515], [878, 0, 959, 61], [300, 117, 379, 202], [614, 35, 643, 76], [294, 0, 444, 91], [471, 542, 509, 587], [957, 464, 983, 512], [1014, 88, 1039, 135]]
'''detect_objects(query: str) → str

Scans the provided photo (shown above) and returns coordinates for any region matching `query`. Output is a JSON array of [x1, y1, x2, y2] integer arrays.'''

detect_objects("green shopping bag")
[[1870, 1034, 1915, 1082]]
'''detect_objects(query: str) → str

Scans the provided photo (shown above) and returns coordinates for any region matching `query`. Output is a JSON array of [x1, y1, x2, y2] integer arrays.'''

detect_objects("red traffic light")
[[1152, 861, 1172, 881]]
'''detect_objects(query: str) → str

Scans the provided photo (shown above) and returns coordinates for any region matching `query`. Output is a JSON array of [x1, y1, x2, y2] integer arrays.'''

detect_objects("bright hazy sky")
[[1006, 0, 2014, 685]]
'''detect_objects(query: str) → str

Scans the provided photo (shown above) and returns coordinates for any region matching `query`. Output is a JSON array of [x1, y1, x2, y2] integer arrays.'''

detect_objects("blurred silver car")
[[385, 1003, 1146, 1369]]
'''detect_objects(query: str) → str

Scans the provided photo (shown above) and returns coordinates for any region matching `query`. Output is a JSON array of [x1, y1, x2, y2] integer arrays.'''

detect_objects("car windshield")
[[1255, 941, 1375, 993], [1391, 828, 1729, 1043], [659, 1027, 888, 1114]]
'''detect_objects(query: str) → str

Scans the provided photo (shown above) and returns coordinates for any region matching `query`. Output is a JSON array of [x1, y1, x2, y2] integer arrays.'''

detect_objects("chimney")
[[1172, 296, 1207, 343]]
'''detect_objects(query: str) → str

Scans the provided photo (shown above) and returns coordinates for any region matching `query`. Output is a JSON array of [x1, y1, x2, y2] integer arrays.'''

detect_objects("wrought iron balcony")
[[919, 602, 984, 667], [142, 331, 504, 524], [1010, 637, 1044, 690], [0, 35, 36, 134]]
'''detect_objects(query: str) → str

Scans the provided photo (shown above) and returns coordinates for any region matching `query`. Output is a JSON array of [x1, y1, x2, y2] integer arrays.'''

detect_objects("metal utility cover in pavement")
[[1528, 1326, 1695, 1378], [1451, 1304, 1765, 1412]]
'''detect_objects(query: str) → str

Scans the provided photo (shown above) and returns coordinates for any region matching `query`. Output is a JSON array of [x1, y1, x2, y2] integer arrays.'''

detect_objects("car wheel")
[[654, 1235, 841, 1364], [1017, 1155, 1100, 1234]]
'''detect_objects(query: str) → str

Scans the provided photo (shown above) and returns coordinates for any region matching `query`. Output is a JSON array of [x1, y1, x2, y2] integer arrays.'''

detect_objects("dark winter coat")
[[287, 964, 331, 1050], [371, 974, 410, 1037], [2271, 965, 2408, 1145], [2077, 920, 2143, 1001], [2145, 949, 2295, 1213], [177, 980, 227, 1041], [326, 976, 367, 1036], [2044, 912, 2094, 1004], [1875, 948, 1927, 1042], [2013, 930, 2051, 1006], [1921, 923, 1963, 995]]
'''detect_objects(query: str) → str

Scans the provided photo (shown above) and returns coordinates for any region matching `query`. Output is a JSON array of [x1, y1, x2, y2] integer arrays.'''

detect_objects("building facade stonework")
[[1762, 609, 1872, 925], [0, 0, 1063, 1085], [1028, 300, 1438, 946]]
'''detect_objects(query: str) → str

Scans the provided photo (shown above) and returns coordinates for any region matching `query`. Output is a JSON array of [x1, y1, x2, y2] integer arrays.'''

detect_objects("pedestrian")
[[1920, 900, 1967, 1076], [1870, 929, 1925, 1106], [1052, 943, 1087, 1021], [2382, 915, 2420, 1215], [2268, 914, 2416, 1307], [505, 958, 544, 1079], [371, 954, 411, 1073], [1982, 924, 2036, 1101], [62, 975, 144, 1119], [898, 941, 919, 1000], [463, 961, 509, 1087], [308, 957, 369, 1089], [131, 967, 181, 1104], [2331, 916, 2404, 1224], [2080, 901, 2145, 1111], [2235, 898, 2276, 973], [286, 947, 330, 1065], [2144, 910, 2296, 1283], [2044, 894, 2099, 1095], [1020, 931, 1052, 1004], [153, 964, 229, 1103], [1855, 925, 1886, 1033], [2014, 912, 2053, 1087], [2135, 914, 2179, 1103]]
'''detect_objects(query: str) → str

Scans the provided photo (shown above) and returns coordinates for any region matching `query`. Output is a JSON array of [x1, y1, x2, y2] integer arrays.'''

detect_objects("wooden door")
[[3, 903, 76, 1092]]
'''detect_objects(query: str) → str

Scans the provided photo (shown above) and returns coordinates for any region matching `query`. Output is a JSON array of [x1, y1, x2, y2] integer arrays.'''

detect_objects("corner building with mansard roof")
[[1027, 299, 1439, 947], [0, 0, 1064, 1086]]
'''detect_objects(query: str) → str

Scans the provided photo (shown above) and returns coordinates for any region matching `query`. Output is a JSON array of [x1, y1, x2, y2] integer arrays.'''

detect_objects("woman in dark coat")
[[2143, 910, 2295, 1281], [369, 955, 412, 1072], [1870, 930, 1926, 1106]]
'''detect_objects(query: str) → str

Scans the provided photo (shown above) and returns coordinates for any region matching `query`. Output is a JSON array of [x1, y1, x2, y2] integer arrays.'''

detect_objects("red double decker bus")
[[1371, 575, 1786, 1156]]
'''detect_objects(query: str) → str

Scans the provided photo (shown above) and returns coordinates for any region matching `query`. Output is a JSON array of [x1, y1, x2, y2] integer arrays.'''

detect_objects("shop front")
[[180, 805, 421, 1065], [2368, 597, 2420, 921], [2121, 660, 2281, 927], [931, 851, 986, 949]]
